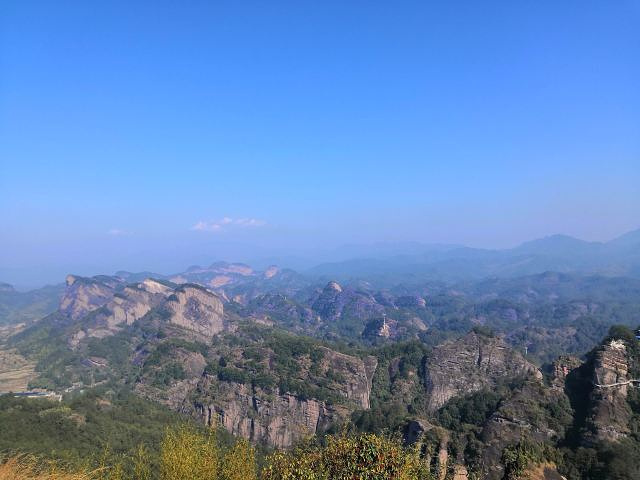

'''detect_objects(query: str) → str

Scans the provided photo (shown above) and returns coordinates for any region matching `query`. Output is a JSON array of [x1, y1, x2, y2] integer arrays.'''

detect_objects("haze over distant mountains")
[[2, 227, 639, 290], [2, 229, 640, 478], [305, 228, 640, 284]]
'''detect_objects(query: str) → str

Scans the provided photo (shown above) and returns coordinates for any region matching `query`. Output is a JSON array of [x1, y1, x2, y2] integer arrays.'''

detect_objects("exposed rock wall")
[[317, 347, 377, 409], [60, 275, 121, 320], [165, 285, 224, 337], [584, 339, 632, 443], [189, 350, 376, 448], [68, 279, 173, 345], [550, 355, 581, 391], [194, 382, 348, 448], [424, 332, 541, 412], [479, 382, 568, 480]]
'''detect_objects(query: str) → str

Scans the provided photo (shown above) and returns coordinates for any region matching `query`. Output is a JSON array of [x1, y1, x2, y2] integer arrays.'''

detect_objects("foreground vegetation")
[[4, 325, 640, 479], [1, 425, 433, 480]]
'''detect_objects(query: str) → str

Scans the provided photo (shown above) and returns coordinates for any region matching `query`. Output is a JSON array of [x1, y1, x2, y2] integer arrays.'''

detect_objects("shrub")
[[262, 433, 432, 480], [159, 425, 218, 480], [220, 438, 257, 480]]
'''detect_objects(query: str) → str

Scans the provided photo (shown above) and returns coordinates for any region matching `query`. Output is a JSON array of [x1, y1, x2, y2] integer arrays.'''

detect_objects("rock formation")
[[186, 348, 376, 448], [550, 355, 581, 391], [195, 383, 348, 448], [164, 285, 224, 337], [424, 332, 541, 412], [584, 339, 632, 443], [69, 279, 174, 344], [312, 281, 384, 324], [60, 275, 122, 320]]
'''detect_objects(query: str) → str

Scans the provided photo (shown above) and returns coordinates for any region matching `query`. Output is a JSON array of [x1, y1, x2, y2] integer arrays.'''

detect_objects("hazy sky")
[[1, 1, 639, 286]]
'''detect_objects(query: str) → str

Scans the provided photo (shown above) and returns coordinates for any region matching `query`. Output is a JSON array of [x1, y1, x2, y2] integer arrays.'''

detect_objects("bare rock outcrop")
[[317, 347, 377, 409], [479, 381, 569, 480], [60, 275, 122, 320], [550, 355, 581, 391], [165, 285, 224, 337], [584, 339, 632, 443], [188, 349, 376, 448], [424, 332, 541, 412], [312, 281, 384, 324], [195, 382, 347, 448], [69, 279, 173, 344]]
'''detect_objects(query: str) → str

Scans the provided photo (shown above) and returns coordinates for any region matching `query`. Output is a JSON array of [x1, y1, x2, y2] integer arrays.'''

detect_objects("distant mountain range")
[[3, 230, 640, 477], [1, 228, 639, 324], [306, 228, 640, 284]]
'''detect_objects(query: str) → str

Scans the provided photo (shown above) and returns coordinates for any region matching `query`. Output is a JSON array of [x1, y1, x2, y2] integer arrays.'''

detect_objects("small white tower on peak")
[[379, 313, 391, 338]]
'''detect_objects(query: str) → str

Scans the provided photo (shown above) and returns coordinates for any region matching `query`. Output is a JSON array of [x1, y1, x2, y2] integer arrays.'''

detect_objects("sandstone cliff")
[[194, 382, 349, 448], [190, 347, 376, 447], [60, 275, 225, 347], [583, 339, 632, 444], [135, 327, 377, 448], [312, 281, 384, 324], [424, 332, 541, 412], [479, 381, 571, 480], [70, 279, 174, 345], [60, 275, 122, 320], [164, 285, 224, 337]]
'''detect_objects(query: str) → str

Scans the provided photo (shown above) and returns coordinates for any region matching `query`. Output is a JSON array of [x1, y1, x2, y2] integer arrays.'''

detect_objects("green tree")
[[159, 425, 218, 480]]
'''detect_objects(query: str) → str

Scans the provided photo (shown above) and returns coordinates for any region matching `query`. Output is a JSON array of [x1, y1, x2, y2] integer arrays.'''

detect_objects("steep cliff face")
[[479, 381, 571, 480], [60, 275, 122, 320], [135, 347, 208, 411], [311, 281, 384, 324], [189, 347, 376, 447], [424, 332, 541, 412], [584, 339, 632, 444], [69, 279, 174, 345], [549, 355, 581, 391], [134, 327, 377, 448], [61, 276, 225, 346], [164, 285, 224, 337], [193, 381, 348, 448]]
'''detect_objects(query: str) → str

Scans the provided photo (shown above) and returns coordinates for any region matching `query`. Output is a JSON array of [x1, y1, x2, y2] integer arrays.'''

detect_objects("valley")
[[1, 255, 639, 478]]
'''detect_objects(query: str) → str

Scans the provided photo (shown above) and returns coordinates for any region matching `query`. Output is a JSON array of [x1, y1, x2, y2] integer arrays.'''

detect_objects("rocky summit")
[[164, 284, 225, 337], [424, 331, 541, 412], [4, 263, 640, 479]]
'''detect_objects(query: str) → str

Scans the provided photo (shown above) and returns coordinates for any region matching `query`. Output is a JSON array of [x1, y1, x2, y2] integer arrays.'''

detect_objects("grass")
[[0, 456, 97, 480]]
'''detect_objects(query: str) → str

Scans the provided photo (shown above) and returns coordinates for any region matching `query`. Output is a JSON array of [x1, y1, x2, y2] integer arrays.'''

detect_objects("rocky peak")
[[187, 348, 377, 448], [424, 332, 541, 412], [60, 275, 122, 320], [208, 262, 254, 276], [325, 281, 343, 293], [68, 279, 174, 346], [62, 277, 228, 348], [584, 339, 632, 444], [263, 265, 280, 279], [550, 355, 581, 391], [165, 285, 224, 337], [139, 278, 173, 295]]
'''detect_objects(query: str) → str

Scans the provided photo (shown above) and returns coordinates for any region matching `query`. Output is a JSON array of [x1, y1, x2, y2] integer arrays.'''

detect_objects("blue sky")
[[1, 1, 639, 286]]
